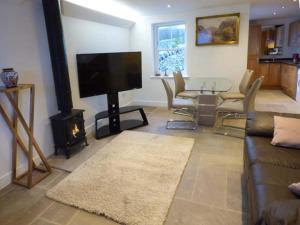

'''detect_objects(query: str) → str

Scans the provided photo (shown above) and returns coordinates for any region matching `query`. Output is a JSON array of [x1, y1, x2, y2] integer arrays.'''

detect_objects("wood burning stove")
[[43, 0, 88, 158], [50, 110, 88, 159]]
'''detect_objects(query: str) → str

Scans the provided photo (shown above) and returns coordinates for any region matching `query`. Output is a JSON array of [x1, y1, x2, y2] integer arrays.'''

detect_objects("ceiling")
[[251, 0, 300, 20], [117, 0, 300, 20]]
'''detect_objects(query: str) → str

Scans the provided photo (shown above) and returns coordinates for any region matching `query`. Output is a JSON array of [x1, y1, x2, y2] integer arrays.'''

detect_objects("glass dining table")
[[185, 77, 232, 94], [183, 77, 233, 126]]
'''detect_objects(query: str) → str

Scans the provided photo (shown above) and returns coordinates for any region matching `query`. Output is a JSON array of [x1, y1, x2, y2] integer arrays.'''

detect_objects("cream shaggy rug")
[[47, 130, 194, 225]]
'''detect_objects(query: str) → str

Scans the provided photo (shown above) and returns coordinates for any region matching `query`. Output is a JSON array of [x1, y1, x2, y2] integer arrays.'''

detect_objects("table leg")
[[12, 91, 18, 181], [28, 86, 35, 187]]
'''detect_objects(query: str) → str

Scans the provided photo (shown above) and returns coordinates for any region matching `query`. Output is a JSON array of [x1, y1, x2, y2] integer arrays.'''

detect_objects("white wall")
[[0, 0, 57, 189], [0, 1, 133, 189], [131, 4, 250, 106], [62, 16, 133, 132], [252, 17, 300, 59], [0, 1, 250, 189]]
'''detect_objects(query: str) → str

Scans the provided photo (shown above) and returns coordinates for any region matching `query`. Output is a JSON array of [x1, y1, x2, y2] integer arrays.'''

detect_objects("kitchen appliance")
[[293, 54, 299, 63]]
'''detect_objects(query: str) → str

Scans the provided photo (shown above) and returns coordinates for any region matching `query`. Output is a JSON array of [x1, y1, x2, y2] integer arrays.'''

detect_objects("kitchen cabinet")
[[248, 25, 262, 56], [281, 64, 298, 100], [289, 20, 300, 47], [259, 64, 270, 86], [268, 64, 281, 87], [247, 25, 262, 83], [275, 26, 284, 48], [257, 63, 281, 88]]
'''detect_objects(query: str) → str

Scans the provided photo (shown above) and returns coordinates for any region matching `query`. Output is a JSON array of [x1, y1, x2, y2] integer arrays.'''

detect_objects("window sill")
[[150, 75, 190, 80]]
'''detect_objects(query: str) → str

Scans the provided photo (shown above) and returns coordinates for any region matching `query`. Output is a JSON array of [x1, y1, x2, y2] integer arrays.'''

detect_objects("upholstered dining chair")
[[173, 71, 199, 99], [161, 79, 198, 130], [215, 76, 264, 132], [218, 69, 254, 100]]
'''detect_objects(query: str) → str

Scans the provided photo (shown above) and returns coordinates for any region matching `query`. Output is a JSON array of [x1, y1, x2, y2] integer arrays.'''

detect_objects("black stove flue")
[[43, 0, 88, 158]]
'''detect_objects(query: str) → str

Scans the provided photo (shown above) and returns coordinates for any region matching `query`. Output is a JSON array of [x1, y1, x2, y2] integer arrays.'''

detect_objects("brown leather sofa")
[[244, 112, 300, 225]]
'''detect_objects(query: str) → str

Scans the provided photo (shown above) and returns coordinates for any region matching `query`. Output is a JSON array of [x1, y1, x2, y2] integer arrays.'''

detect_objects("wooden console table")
[[0, 84, 52, 189]]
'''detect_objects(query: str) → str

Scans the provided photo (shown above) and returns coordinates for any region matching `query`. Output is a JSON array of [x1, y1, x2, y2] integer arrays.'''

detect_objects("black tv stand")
[[95, 93, 148, 139]]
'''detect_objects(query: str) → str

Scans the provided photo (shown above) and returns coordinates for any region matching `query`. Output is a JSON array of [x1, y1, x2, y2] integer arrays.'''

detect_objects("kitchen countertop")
[[259, 58, 300, 67]]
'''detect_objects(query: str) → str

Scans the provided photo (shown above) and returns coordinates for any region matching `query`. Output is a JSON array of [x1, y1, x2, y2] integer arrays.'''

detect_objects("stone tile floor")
[[0, 90, 299, 225]]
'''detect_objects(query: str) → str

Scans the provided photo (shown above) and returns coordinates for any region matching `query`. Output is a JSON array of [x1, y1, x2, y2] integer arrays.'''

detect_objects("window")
[[154, 22, 186, 75]]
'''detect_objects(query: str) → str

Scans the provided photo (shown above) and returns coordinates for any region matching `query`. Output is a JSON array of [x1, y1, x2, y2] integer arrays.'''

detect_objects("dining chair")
[[173, 71, 199, 99], [161, 79, 198, 130], [218, 70, 254, 101], [215, 76, 264, 132]]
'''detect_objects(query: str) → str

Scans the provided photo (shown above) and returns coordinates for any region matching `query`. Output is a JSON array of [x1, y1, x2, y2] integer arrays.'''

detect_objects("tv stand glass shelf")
[[95, 105, 148, 139]]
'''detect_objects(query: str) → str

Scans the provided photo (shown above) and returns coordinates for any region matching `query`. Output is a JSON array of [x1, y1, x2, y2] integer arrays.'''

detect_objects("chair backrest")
[[161, 79, 174, 110], [239, 70, 254, 94], [173, 71, 185, 96], [243, 76, 264, 113]]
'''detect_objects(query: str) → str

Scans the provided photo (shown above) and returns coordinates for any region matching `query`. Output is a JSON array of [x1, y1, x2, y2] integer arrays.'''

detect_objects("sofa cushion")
[[245, 136, 300, 169], [272, 116, 300, 149], [248, 164, 300, 224], [262, 200, 300, 225], [251, 184, 297, 222], [289, 183, 300, 197]]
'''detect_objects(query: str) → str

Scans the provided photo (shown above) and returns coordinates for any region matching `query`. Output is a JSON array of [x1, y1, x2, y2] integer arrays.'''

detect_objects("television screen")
[[77, 52, 142, 98]]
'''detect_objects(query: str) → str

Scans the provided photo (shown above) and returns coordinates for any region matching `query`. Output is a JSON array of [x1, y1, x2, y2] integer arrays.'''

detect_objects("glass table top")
[[185, 77, 232, 93]]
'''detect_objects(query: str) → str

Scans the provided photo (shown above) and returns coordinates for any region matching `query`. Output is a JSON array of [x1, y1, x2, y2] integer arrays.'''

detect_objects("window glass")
[[154, 23, 186, 74]]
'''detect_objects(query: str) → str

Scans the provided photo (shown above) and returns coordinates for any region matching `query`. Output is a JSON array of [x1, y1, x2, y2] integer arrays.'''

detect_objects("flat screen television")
[[76, 52, 142, 98]]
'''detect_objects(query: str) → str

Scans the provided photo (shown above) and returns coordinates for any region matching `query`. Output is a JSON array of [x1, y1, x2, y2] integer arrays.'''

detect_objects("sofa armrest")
[[246, 112, 300, 138], [246, 112, 275, 137]]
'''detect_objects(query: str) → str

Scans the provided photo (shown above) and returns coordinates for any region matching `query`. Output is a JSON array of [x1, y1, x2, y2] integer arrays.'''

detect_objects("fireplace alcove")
[[42, 0, 88, 159]]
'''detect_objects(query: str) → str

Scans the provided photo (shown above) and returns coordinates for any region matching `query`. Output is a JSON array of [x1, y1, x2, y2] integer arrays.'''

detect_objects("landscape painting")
[[196, 13, 240, 46]]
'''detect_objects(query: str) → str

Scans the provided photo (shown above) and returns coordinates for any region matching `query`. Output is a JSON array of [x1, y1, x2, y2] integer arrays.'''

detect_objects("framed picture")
[[196, 13, 240, 46]]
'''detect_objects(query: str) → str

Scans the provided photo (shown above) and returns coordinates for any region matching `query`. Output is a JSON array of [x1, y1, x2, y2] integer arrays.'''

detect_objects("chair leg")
[[166, 107, 198, 130], [214, 111, 223, 129], [166, 120, 197, 130], [173, 108, 191, 116], [214, 111, 246, 137]]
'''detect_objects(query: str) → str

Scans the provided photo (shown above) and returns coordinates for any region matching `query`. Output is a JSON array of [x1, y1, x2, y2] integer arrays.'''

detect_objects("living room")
[[0, 0, 300, 225]]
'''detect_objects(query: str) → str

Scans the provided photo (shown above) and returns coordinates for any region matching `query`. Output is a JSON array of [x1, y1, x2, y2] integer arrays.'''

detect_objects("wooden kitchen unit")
[[281, 64, 299, 100], [258, 63, 281, 89], [247, 23, 300, 101], [247, 24, 262, 83], [250, 62, 299, 100], [289, 20, 300, 47]]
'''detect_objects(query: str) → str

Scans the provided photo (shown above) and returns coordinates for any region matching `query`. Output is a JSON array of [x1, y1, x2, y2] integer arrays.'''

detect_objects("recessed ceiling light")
[[273, 11, 277, 15], [281, 6, 285, 9], [167, 4, 171, 8]]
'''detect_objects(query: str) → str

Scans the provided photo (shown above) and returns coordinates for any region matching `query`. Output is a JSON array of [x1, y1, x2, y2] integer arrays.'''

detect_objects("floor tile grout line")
[[45, 172, 70, 189], [189, 151, 202, 201], [28, 201, 55, 225], [174, 196, 246, 215], [34, 217, 62, 225], [224, 169, 229, 210], [65, 210, 80, 225]]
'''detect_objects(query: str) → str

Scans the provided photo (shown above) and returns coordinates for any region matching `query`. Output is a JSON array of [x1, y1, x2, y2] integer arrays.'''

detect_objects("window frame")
[[153, 21, 187, 77]]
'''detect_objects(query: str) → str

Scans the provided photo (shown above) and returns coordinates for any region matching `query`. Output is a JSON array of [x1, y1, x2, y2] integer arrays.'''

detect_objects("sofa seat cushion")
[[245, 136, 300, 169], [248, 163, 300, 223], [251, 183, 298, 222], [262, 200, 300, 225]]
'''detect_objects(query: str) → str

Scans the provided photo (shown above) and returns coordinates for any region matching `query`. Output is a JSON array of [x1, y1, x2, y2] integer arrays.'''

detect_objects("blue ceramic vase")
[[1, 68, 19, 88]]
